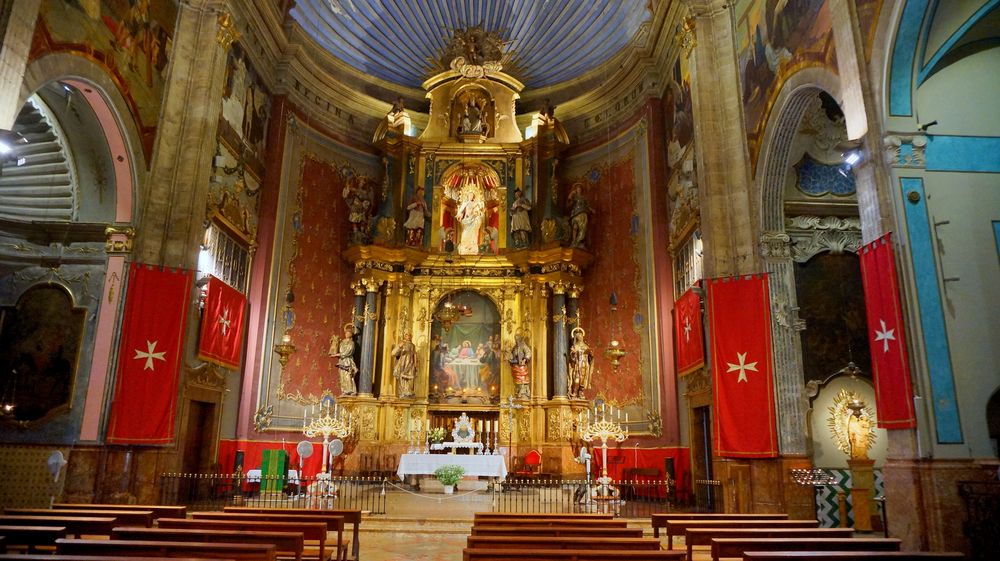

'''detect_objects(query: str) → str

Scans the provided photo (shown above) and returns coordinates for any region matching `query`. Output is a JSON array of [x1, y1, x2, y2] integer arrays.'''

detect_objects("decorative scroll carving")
[[883, 134, 927, 169], [547, 409, 574, 441], [786, 216, 862, 262], [759, 231, 792, 260]]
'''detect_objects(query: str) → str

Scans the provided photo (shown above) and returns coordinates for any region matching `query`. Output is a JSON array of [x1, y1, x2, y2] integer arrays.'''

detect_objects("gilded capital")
[[567, 284, 583, 299], [216, 11, 241, 49], [105, 226, 135, 254], [361, 277, 383, 293], [351, 281, 366, 296], [549, 281, 567, 295]]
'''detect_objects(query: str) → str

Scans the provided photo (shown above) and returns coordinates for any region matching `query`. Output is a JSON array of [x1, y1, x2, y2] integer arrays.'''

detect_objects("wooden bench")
[[711, 538, 902, 561], [686, 528, 851, 561], [223, 507, 361, 561], [192, 512, 346, 561], [474, 512, 614, 521], [665, 519, 820, 550], [0, 553, 230, 561], [157, 519, 331, 561], [467, 535, 662, 551], [742, 553, 965, 561], [471, 525, 645, 538], [651, 513, 788, 538], [0, 516, 116, 538], [113, 527, 305, 561], [463, 549, 685, 561], [56, 538, 276, 561], [6, 508, 153, 528], [53, 504, 187, 520], [472, 518, 628, 528], [0, 525, 65, 552]]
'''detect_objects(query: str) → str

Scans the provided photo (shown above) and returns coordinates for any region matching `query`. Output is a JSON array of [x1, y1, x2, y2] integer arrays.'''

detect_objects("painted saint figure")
[[510, 188, 532, 248], [403, 186, 431, 246], [329, 323, 358, 396], [506, 333, 532, 399], [456, 190, 484, 255], [390, 332, 417, 398], [568, 327, 593, 398]]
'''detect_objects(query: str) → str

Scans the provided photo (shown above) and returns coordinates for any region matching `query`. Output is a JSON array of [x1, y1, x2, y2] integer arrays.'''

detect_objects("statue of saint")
[[510, 188, 532, 248], [848, 407, 874, 460], [342, 177, 372, 244], [403, 186, 431, 246], [456, 190, 484, 255], [328, 323, 358, 396], [568, 327, 593, 398], [390, 332, 416, 398], [461, 98, 483, 134], [568, 184, 592, 248], [506, 333, 532, 399]]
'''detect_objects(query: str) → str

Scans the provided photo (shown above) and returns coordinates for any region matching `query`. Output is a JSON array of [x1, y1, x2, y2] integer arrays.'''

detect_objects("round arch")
[[20, 53, 146, 224]]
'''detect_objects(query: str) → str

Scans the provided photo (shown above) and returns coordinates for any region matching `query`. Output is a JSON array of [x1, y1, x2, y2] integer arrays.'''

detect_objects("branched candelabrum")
[[302, 402, 353, 479], [578, 403, 628, 498]]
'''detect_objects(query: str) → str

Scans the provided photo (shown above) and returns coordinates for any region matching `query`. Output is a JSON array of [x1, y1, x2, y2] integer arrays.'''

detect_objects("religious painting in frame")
[[0, 284, 86, 423], [428, 290, 502, 402]]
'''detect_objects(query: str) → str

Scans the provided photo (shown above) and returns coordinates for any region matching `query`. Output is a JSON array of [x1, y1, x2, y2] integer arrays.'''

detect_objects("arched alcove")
[[428, 289, 502, 403]]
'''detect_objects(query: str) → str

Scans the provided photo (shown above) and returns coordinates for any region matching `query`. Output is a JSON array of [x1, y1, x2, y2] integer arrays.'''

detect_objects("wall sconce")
[[273, 330, 296, 368]]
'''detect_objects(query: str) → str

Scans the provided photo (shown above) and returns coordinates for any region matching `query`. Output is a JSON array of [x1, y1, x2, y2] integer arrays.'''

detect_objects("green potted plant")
[[434, 464, 465, 494]]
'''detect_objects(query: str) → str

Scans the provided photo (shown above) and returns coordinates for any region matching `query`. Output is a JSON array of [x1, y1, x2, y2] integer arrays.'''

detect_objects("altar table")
[[430, 441, 484, 452], [397, 453, 507, 480]]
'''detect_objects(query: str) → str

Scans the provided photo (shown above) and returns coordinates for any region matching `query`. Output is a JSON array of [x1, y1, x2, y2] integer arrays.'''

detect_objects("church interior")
[[0, 0, 998, 559]]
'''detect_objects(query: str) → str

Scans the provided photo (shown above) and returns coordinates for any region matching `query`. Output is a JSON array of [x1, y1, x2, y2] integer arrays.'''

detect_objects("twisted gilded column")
[[550, 282, 568, 399]]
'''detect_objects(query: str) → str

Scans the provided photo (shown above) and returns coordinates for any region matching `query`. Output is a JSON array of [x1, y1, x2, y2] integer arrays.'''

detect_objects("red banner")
[[859, 233, 917, 429], [107, 264, 192, 444], [707, 275, 778, 458], [197, 276, 247, 369], [674, 286, 705, 375]]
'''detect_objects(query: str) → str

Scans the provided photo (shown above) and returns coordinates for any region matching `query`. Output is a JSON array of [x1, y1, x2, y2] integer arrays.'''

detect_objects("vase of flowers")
[[429, 427, 447, 444], [434, 464, 465, 494]]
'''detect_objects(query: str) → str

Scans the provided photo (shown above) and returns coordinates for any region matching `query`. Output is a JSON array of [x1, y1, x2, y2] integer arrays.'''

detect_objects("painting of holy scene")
[[429, 290, 501, 404]]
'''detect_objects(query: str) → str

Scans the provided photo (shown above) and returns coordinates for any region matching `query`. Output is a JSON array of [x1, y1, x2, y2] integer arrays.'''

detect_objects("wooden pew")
[[665, 519, 820, 550], [53, 503, 187, 520], [472, 518, 629, 528], [223, 506, 361, 561], [56, 537, 276, 561], [463, 549, 685, 561], [113, 527, 305, 561], [157, 518, 331, 561], [192, 513, 346, 561], [474, 512, 614, 521], [467, 535, 662, 551], [0, 516, 116, 538], [742, 553, 965, 561], [5, 508, 153, 528], [651, 513, 788, 538], [0, 553, 229, 561], [686, 528, 851, 561], [0, 526, 65, 553], [711, 538, 901, 561], [471, 525, 645, 538]]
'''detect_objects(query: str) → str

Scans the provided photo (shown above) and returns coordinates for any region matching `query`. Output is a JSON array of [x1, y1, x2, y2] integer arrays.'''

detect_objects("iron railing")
[[491, 478, 672, 518], [158, 472, 388, 514]]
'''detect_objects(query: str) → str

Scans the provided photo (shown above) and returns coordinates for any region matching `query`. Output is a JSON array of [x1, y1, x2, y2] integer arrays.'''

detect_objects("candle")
[[625, 412, 629, 424]]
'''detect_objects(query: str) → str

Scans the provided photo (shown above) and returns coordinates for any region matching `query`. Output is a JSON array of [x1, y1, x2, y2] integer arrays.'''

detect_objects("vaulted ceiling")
[[290, 0, 652, 89]]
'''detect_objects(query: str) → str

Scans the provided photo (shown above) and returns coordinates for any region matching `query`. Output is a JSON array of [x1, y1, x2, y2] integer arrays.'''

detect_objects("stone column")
[[566, 284, 581, 344], [357, 278, 381, 396], [0, 0, 40, 129], [550, 282, 568, 399], [133, 1, 237, 268], [351, 282, 366, 333]]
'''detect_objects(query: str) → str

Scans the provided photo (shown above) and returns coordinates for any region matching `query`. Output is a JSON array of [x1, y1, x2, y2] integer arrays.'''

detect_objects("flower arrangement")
[[434, 464, 465, 486], [429, 427, 447, 443]]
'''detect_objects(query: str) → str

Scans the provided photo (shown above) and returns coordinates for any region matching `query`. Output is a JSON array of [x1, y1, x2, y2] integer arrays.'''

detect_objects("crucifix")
[[498, 395, 524, 468]]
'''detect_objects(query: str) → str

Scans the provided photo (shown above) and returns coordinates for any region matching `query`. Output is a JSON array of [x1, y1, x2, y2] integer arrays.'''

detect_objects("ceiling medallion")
[[439, 25, 508, 79]]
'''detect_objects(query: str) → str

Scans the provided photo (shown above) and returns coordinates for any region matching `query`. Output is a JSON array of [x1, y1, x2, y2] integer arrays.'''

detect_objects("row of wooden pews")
[[0, 503, 362, 561], [650, 512, 964, 561], [464, 511, 682, 561]]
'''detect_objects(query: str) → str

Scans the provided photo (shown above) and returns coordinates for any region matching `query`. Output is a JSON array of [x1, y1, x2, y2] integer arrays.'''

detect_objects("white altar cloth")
[[245, 469, 300, 484], [430, 441, 483, 451], [397, 453, 507, 480]]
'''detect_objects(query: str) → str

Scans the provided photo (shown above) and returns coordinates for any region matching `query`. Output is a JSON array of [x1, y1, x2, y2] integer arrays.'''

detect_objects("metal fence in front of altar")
[[491, 478, 672, 518], [158, 472, 388, 514]]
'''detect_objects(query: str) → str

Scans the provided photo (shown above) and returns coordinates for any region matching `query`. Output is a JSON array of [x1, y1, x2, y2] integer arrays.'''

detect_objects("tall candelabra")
[[578, 403, 628, 498], [302, 402, 353, 477]]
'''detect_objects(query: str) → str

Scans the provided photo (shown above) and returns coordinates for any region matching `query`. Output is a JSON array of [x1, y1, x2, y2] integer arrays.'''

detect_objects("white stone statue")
[[456, 190, 484, 255]]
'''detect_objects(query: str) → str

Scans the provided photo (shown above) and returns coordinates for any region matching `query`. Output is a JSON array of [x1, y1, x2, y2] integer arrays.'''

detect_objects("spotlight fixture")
[[917, 120, 938, 132]]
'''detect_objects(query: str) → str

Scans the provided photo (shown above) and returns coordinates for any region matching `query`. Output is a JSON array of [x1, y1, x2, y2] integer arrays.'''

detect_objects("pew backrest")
[[711, 538, 902, 561], [52, 504, 186, 520], [56, 538, 276, 561], [472, 518, 628, 528], [0, 516, 116, 538], [0, 555, 227, 561], [156, 519, 328, 561], [221, 507, 360, 561], [666, 519, 819, 549], [5, 509, 152, 528], [462, 549, 685, 561], [466, 536, 661, 551], [650, 513, 788, 538], [686, 528, 852, 560], [474, 512, 614, 521], [470, 525, 644, 538], [742, 553, 965, 561], [112, 527, 305, 561], [0, 525, 66, 551]]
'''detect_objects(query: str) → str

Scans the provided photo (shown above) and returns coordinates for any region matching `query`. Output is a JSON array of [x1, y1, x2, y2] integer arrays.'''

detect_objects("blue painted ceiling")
[[291, 0, 651, 88]]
